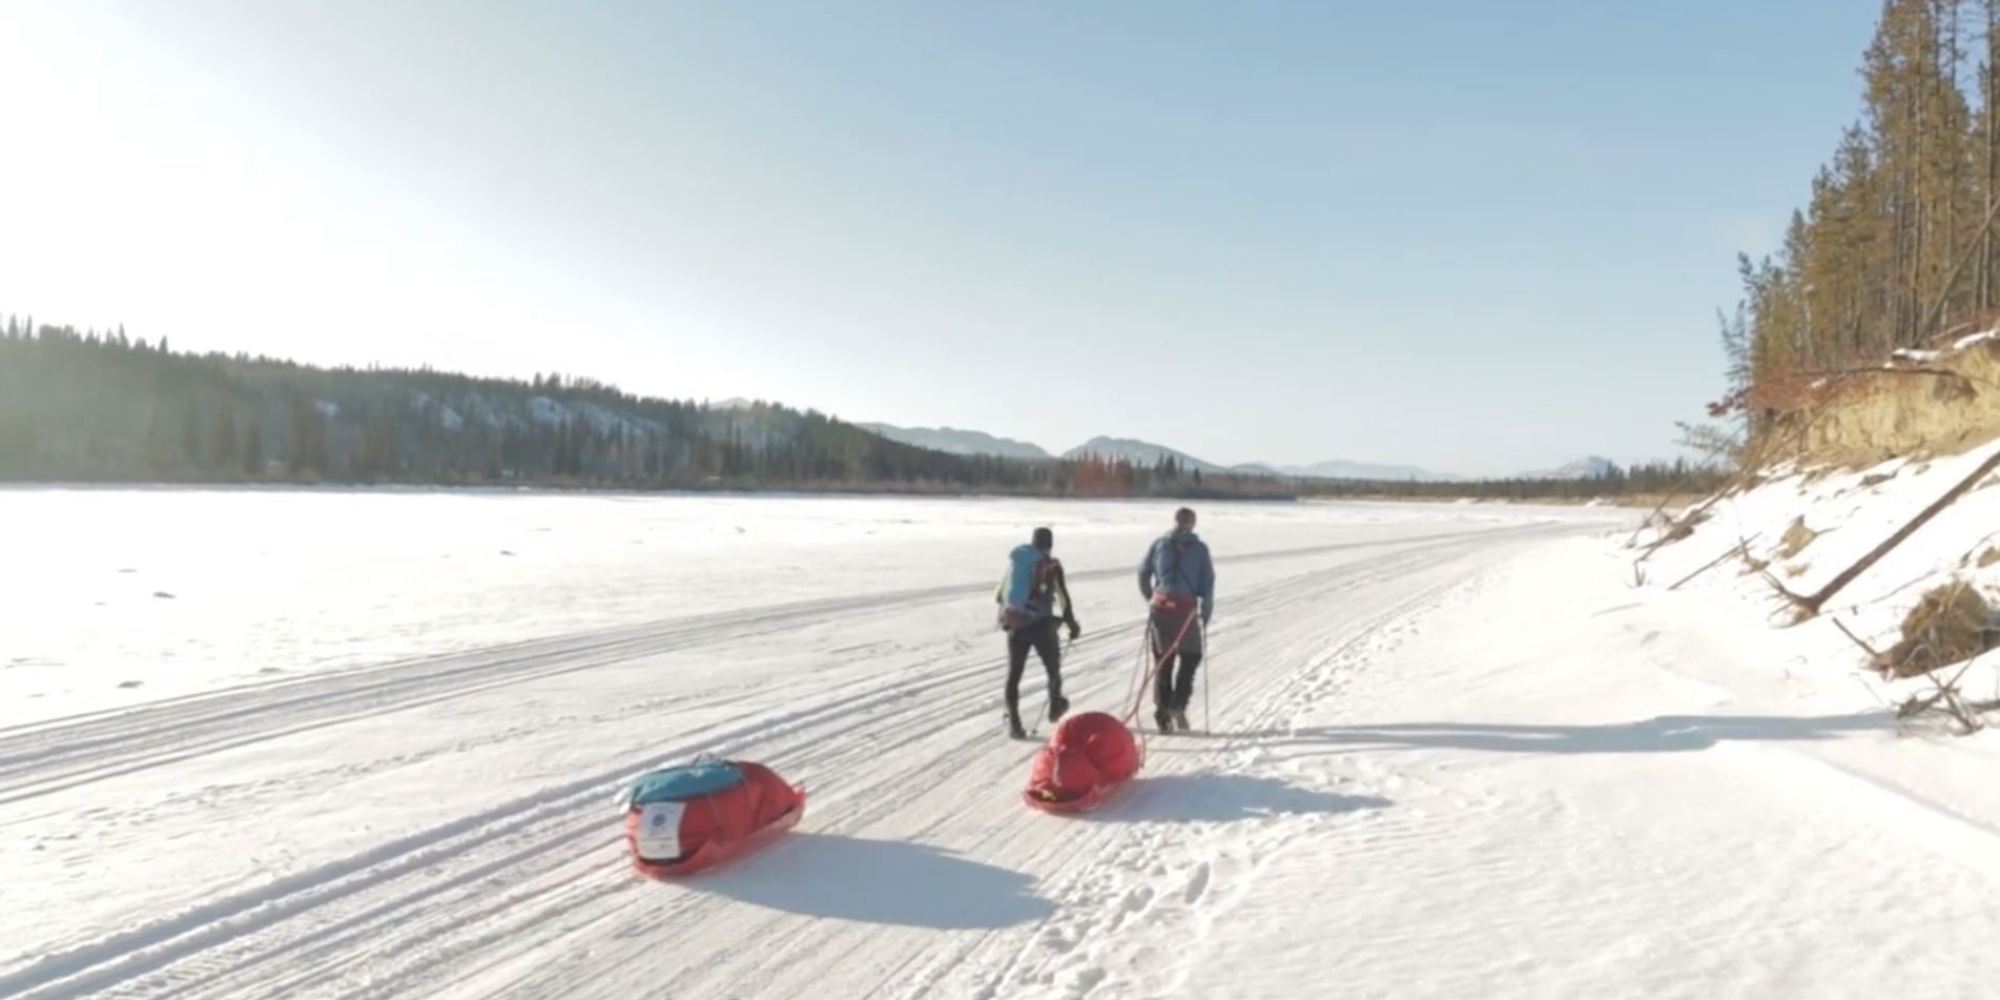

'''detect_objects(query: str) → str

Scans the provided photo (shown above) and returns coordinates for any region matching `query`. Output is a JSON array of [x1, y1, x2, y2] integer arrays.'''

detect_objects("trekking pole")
[[1200, 617, 1211, 735]]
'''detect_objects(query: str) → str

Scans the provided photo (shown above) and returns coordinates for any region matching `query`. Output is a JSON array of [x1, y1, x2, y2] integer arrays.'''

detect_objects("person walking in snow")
[[997, 526, 1082, 739], [1138, 507, 1215, 733]]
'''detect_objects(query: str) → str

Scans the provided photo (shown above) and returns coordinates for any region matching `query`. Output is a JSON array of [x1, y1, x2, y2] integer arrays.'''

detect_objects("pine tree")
[[1727, 0, 2000, 436], [216, 405, 241, 471], [243, 421, 264, 477], [291, 395, 329, 477], [1980, 0, 2000, 310], [182, 400, 203, 471]]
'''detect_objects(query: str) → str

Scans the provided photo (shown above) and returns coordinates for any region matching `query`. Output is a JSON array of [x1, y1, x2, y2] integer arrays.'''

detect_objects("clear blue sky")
[[0, 1, 1880, 475]]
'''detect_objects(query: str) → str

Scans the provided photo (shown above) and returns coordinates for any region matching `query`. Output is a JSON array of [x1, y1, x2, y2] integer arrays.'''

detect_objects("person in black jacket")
[[996, 526, 1082, 738]]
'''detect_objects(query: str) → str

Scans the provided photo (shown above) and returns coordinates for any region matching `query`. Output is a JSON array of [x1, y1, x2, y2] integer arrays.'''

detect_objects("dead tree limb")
[[1832, 617, 1884, 660], [1927, 655, 1986, 734], [1627, 491, 1685, 550], [1786, 447, 2000, 619], [1668, 533, 1762, 592]]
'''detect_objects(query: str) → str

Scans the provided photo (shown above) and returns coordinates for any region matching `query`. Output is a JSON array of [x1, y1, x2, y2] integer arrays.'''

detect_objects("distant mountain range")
[[858, 424, 1053, 461], [860, 423, 1614, 483], [868, 427, 1461, 482], [1263, 458, 1459, 482], [1526, 456, 1621, 480], [1061, 436, 1227, 473], [1055, 436, 1460, 482]]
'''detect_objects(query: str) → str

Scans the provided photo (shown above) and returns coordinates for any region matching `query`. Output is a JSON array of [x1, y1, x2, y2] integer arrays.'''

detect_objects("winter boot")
[[1048, 693, 1070, 724], [1155, 708, 1176, 734]]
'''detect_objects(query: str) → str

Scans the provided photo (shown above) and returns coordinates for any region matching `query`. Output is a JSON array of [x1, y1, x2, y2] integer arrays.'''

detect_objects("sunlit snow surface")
[[31, 487, 2000, 1000], [0, 488, 1574, 725]]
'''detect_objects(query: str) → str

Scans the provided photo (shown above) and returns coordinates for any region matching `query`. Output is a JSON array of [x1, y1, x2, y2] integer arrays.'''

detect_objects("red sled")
[[1023, 711, 1141, 816], [1024, 779, 1129, 815], [619, 758, 806, 878]]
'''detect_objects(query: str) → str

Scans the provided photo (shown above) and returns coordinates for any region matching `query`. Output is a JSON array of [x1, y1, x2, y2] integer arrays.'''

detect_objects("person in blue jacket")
[[1138, 507, 1214, 733], [996, 526, 1081, 739]]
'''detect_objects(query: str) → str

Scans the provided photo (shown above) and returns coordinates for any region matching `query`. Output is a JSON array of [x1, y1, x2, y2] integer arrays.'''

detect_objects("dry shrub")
[[1877, 582, 1996, 678], [1778, 516, 1818, 559]]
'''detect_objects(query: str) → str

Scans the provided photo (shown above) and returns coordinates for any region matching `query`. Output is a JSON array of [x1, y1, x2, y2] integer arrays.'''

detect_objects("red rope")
[[1122, 608, 1196, 768]]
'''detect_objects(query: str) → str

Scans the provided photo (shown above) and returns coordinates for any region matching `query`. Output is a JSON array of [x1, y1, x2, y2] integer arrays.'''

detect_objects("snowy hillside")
[[1634, 442, 2000, 712], [860, 423, 1054, 461]]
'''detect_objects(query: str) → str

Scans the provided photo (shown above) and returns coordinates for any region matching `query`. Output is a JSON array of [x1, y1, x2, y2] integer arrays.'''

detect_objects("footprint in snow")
[[1181, 868, 1212, 906], [1063, 967, 1108, 998], [118, 680, 144, 689], [152, 591, 176, 600]]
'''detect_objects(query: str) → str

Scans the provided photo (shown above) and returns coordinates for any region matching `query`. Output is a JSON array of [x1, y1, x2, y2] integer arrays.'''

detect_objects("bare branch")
[[1669, 533, 1762, 592], [1788, 448, 2000, 619]]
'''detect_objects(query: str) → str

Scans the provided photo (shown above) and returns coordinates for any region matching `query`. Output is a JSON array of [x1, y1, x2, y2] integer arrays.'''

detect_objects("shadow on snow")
[[680, 833, 1053, 929], [1221, 712, 1887, 756], [1084, 772, 1392, 825]]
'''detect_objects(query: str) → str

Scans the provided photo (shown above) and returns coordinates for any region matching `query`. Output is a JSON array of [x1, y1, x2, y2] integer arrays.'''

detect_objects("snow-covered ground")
[[1636, 442, 2000, 708], [0, 488, 1562, 725], [12, 487, 2000, 999]]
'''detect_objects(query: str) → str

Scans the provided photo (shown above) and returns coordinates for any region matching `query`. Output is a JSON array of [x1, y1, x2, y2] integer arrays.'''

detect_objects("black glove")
[[1066, 619, 1082, 641]]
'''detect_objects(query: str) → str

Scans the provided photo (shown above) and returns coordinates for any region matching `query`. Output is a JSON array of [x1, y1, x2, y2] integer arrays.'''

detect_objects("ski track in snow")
[[27, 498, 2000, 999], [2, 510, 1581, 1000]]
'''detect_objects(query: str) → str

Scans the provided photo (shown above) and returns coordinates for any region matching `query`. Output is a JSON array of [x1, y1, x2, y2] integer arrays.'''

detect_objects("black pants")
[[1006, 617, 1063, 724], [1150, 606, 1204, 712]]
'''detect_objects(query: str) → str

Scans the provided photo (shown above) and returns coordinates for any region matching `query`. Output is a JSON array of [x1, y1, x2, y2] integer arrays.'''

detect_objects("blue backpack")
[[999, 544, 1055, 629]]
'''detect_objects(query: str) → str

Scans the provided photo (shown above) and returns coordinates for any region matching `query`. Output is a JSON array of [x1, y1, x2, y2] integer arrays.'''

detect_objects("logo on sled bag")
[[634, 802, 686, 861]]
